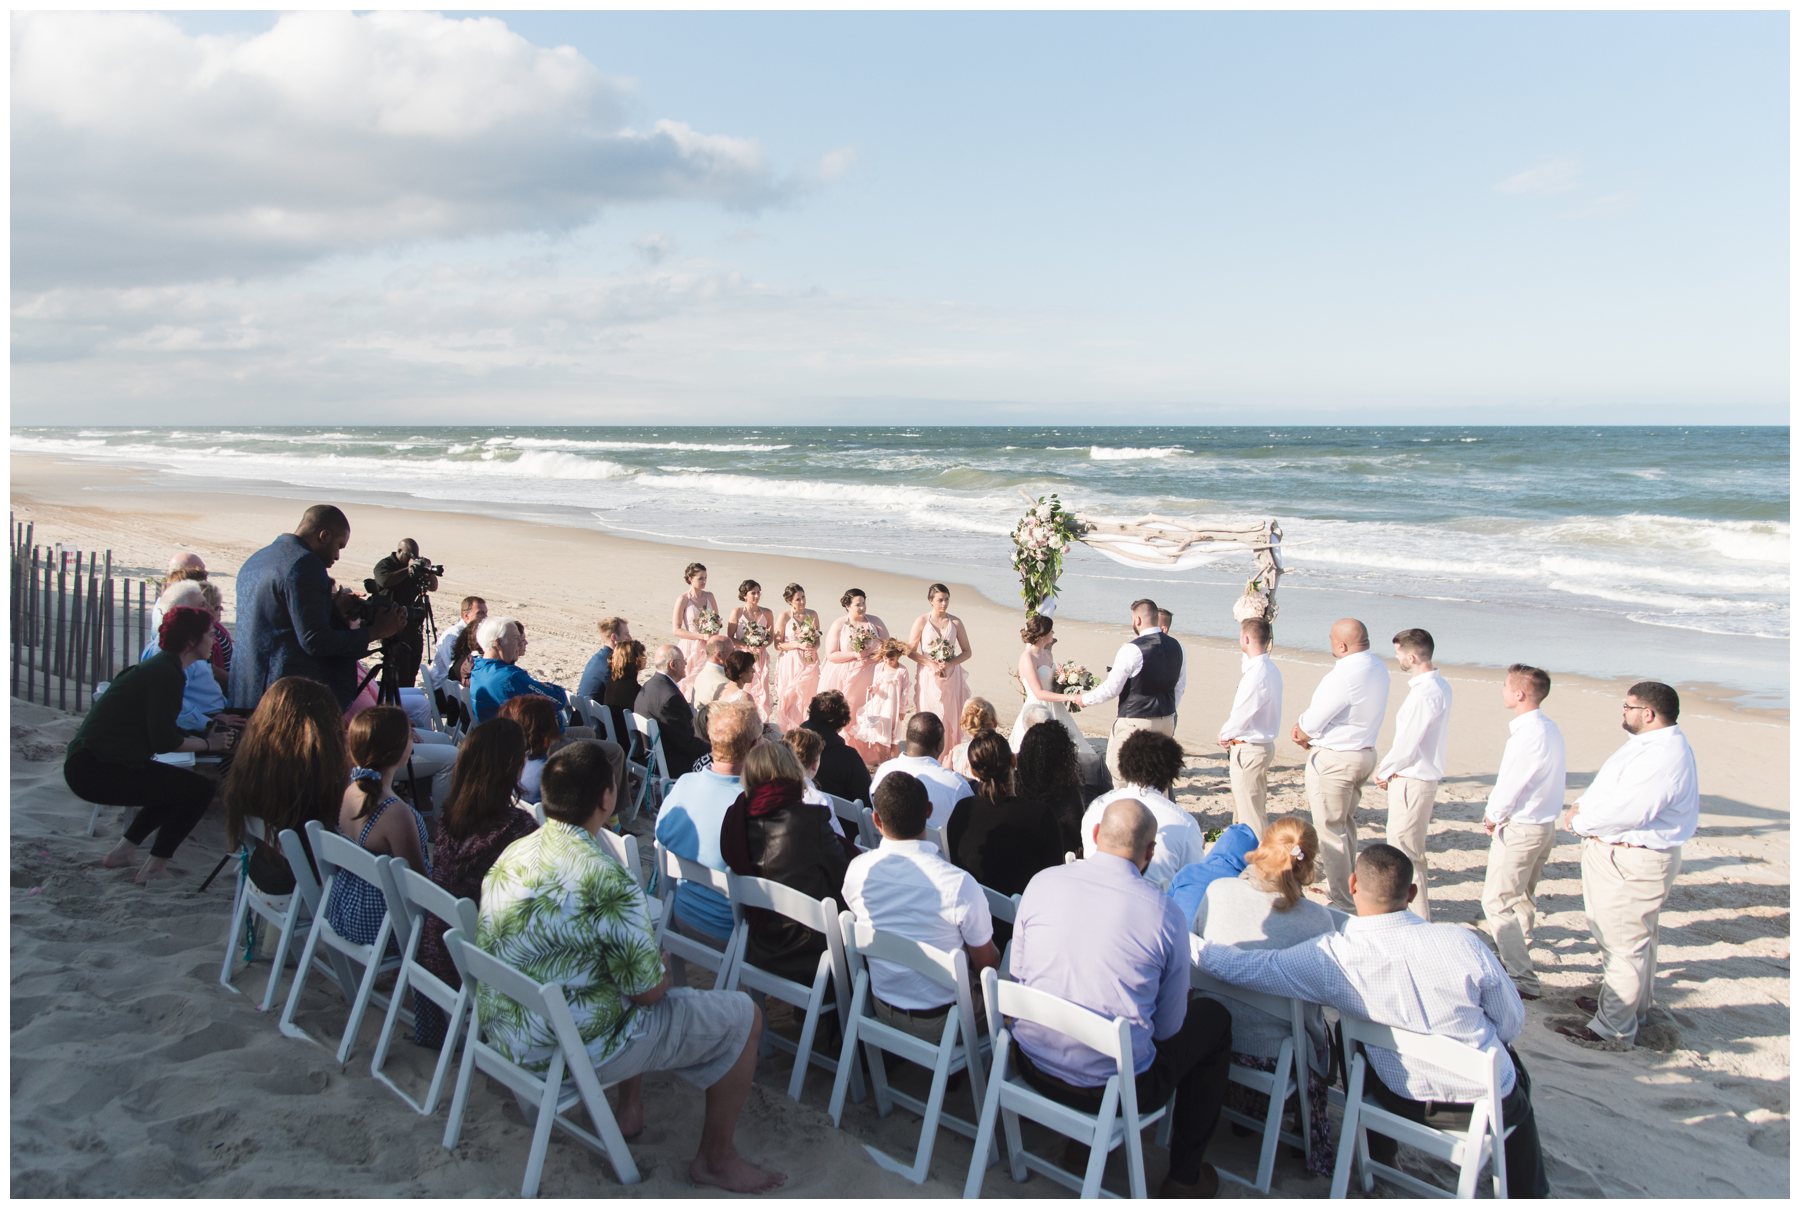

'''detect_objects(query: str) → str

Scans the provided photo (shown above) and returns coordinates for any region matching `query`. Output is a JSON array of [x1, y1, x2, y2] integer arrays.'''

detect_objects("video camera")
[[356, 576, 434, 630]]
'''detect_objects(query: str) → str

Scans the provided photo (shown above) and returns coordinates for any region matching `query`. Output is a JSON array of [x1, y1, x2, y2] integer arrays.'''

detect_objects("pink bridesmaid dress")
[[773, 614, 821, 731], [736, 611, 775, 715], [677, 596, 706, 695], [916, 615, 970, 751], [831, 621, 884, 764]]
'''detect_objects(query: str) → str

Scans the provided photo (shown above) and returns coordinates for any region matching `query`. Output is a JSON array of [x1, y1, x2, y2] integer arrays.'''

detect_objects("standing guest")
[[947, 697, 999, 780], [575, 616, 631, 703], [477, 741, 785, 1194], [718, 741, 854, 981], [772, 584, 823, 732], [369, 538, 440, 691], [1070, 598, 1186, 783], [801, 690, 872, 806], [945, 731, 1063, 940], [637, 644, 709, 776], [327, 707, 430, 947], [1480, 665, 1566, 1001], [690, 636, 736, 709], [602, 639, 647, 753], [142, 580, 230, 733], [907, 584, 974, 751], [1013, 798, 1234, 1199], [1291, 617, 1390, 911], [1014, 719, 1088, 857], [869, 713, 971, 830], [726, 581, 777, 716], [500, 695, 562, 805], [853, 639, 912, 764], [1218, 617, 1282, 836], [841, 772, 999, 1041], [1373, 628, 1453, 919], [655, 700, 761, 946], [222, 676, 348, 895], [1080, 729, 1205, 891], [69, 607, 229, 883], [1557, 681, 1698, 1050], [413, 717, 536, 1047], [1157, 609, 1173, 634], [819, 589, 889, 762], [669, 562, 720, 698], [1194, 844, 1548, 1197], [231, 504, 404, 711], [431, 595, 488, 690]]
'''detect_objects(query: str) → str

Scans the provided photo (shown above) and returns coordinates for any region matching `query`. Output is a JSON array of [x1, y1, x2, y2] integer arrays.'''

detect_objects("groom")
[[1077, 598, 1187, 781]]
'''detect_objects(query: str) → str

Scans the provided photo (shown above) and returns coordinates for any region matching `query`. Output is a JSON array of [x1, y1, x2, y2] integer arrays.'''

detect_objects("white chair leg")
[[519, 1060, 563, 1198], [278, 912, 329, 1042], [368, 960, 413, 1108], [1079, 1113, 1110, 1198], [420, 993, 470, 1116], [86, 803, 104, 837], [335, 920, 392, 1066], [1124, 1117, 1148, 1199], [259, 903, 303, 1013], [441, 1031, 481, 1151], [1254, 1051, 1293, 1192], [218, 878, 252, 993], [827, 981, 868, 1127], [962, 1045, 1008, 1198], [787, 975, 829, 1102], [1330, 1067, 1363, 1199]]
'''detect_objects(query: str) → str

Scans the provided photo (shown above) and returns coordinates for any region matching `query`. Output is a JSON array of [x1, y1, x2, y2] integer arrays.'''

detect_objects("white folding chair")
[[980, 888, 1022, 980], [218, 818, 308, 1011], [1186, 969, 1312, 1193], [591, 826, 660, 928], [825, 793, 872, 846], [625, 712, 677, 815], [651, 841, 742, 989], [829, 913, 990, 1183], [441, 929, 640, 1195], [1331, 1014, 1511, 1199], [278, 820, 403, 1064], [963, 967, 1171, 1199], [369, 862, 479, 1115], [1063, 850, 1079, 864], [858, 806, 882, 850], [573, 694, 618, 745], [721, 872, 859, 1103], [925, 824, 949, 855]]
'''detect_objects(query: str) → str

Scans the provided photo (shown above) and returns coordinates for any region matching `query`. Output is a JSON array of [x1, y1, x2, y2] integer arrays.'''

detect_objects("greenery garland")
[[1010, 493, 1089, 616]]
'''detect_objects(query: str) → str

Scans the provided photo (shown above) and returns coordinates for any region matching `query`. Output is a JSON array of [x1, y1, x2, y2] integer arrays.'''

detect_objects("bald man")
[[1292, 618, 1391, 910]]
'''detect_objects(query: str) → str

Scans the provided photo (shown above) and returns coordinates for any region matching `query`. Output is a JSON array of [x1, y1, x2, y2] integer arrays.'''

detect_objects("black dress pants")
[[1015, 996, 1233, 1185], [64, 749, 214, 859], [1367, 1045, 1550, 1198]]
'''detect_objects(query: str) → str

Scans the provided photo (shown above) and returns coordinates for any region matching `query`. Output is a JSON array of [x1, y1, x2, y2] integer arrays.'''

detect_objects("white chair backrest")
[[576, 694, 617, 744], [627, 712, 671, 780], [655, 841, 734, 900], [982, 887, 1022, 927], [593, 828, 645, 891], [1063, 850, 1079, 865], [728, 872, 833, 932], [826, 793, 864, 833], [989, 975, 1129, 1073], [306, 819, 389, 901], [1191, 967, 1302, 1025], [1340, 1014, 1505, 1103], [925, 824, 948, 855], [395, 863, 477, 941], [847, 917, 959, 991], [278, 826, 325, 913], [244, 816, 271, 845]]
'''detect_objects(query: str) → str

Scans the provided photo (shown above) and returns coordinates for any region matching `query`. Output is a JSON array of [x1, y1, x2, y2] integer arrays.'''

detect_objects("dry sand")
[[9, 451, 1790, 1197]]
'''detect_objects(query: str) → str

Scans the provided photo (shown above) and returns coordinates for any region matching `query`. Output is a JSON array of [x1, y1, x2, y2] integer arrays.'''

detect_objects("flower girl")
[[853, 638, 912, 764]]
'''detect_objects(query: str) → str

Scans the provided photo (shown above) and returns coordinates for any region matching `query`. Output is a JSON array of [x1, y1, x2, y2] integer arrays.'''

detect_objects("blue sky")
[[10, 10, 1789, 424]]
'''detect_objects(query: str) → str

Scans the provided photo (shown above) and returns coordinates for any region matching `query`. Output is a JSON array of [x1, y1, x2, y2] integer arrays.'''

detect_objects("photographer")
[[370, 538, 441, 690]]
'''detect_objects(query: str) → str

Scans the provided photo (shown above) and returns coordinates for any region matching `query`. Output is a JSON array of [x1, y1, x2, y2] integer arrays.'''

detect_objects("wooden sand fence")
[[10, 515, 157, 712]]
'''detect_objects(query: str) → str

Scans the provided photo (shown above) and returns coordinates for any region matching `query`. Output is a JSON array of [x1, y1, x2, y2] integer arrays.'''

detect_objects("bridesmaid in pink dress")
[[772, 583, 822, 731], [821, 587, 889, 765], [668, 562, 719, 697], [907, 582, 974, 752], [726, 579, 777, 716]]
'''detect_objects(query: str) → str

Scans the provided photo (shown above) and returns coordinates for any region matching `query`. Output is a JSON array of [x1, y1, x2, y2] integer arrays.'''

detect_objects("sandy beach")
[[10, 450, 1790, 1197]]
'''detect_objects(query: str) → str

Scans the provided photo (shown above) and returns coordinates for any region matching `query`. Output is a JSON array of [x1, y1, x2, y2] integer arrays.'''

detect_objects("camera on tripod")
[[359, 559, 439, 632]]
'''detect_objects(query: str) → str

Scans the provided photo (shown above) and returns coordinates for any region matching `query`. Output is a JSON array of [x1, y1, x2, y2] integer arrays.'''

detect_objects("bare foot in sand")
[[99, 840, 138, 869], [133, 856, 173, 884], [689, 1154, 786, 1195]]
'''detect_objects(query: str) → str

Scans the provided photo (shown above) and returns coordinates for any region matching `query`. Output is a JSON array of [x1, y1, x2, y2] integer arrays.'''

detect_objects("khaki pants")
[[1581, 838, 1681, 1045], [1480, 821, 1557, 994], [1226, 742, 1275, 836], [1105, 715, 1175, 780], [1384, 776, 1441, 920], [1305, 747, 1376, 911]]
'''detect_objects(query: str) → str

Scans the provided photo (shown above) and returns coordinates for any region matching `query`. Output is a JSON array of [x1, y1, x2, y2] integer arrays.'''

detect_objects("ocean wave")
[[494, 436, 791, 454], [630, 471, 1010, 535], [1089, 445, 1185, 461], [1518, 513, 1790, 566]]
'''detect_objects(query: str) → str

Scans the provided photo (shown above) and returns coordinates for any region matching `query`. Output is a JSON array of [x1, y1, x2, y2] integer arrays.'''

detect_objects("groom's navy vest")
[[1118, 631, 1182, 719]]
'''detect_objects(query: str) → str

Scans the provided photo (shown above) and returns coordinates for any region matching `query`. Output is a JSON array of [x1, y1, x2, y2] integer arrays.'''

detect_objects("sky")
[[9, 9, 1790, 426]]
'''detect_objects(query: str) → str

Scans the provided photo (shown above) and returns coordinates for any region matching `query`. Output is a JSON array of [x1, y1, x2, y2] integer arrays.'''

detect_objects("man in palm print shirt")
[[476, 741, 786, 1194]]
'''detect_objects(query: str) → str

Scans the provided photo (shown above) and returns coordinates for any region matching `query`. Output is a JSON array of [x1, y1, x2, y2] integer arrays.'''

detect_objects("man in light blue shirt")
[[1011, 798, 1232, 1198], [654, 699, 759, 942]]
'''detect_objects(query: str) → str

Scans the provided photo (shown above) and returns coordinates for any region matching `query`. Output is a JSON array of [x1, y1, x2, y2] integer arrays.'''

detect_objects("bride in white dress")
[[1008, 614, 1104, 784]]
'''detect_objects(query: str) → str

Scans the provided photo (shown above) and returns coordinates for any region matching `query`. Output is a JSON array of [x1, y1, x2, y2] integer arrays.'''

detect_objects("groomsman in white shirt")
[[1479, 664, 1566, 999], [1557, 681, 1698, 1050], [1292, 618, 1390, 910], [1373, 628, 1453, 919], [1217, 617, 1282, 836]]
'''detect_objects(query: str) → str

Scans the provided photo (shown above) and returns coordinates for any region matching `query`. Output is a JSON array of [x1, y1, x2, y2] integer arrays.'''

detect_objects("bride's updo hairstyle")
[[840, 588, 866, 610], [1245, 815, 1321, 911], [1020, 615, 1054, 645], [782, 583, 805, 604], [684, 562, 707, 584]]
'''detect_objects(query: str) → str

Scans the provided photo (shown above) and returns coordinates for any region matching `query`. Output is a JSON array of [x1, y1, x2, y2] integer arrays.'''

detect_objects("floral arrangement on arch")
[[1011, 494, 1089, 616]]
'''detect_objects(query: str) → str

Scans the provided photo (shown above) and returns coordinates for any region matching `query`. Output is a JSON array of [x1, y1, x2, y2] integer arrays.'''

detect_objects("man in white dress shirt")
[[1479, 664, 1566, 999], [1080, 731, 1204, 890], [430, 595, 488, 683], [1217, 617, 1282, 835], [1557, 681, 1698, 1050], [869, 712, 972, 830], [1291, 618, 1390, 910], [1079, 598, 1187, 781], [1373, 628, 1452, 919]]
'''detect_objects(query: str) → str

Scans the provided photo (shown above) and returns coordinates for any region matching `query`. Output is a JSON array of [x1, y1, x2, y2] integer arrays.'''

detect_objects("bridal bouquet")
[[740, 618, 773, 648], [848, 622, 876, 653], [1011, 494, 1088, 616], [695, 608, 723, 637], [1053, 660, 1098, 711], [925, 637, 956, 677]]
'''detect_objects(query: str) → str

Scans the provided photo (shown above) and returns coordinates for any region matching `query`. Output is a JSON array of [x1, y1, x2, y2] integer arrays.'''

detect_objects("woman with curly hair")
[[1013, 718, 1087, 858]]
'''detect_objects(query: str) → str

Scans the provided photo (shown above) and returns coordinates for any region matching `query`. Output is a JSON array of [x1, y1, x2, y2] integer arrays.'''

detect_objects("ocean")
[[12, 425, 1790, 707]]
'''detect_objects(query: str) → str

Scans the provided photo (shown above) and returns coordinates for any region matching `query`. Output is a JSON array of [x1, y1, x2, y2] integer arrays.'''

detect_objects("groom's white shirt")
[[1080, 634, 1187, 713]]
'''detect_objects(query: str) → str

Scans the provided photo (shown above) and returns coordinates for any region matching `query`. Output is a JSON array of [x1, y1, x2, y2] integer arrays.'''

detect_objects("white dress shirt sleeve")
[[1376, 687, 1437, 780], [955, 872, 995, 948], [1218, 662, 1269, 741], [1484, 724, 1540, 825], [1479, 951, 1525, 1045], [1193, 933, 1344, 1007], [430, 622, 463, 683], [1080, 641, 1144, 708]]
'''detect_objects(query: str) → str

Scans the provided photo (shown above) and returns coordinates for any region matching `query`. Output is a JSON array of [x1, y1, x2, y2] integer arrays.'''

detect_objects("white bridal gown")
[[1009, 654, 1104, 781]]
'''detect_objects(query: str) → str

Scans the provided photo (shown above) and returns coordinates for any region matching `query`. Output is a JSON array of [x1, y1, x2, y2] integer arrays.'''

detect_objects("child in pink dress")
[[853, 639, 912, 765]]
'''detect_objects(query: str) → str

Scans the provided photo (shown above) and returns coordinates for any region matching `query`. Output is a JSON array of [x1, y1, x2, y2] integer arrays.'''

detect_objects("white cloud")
[[1496, 156, 1581, 195], [11, 11, 800, 287]]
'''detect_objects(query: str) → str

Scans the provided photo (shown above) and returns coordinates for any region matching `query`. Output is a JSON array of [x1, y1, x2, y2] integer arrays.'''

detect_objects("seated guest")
[[869, 713, 971, 830], [477, 741, 785, 1194], [468, 616, 575, 729], [637, 644, 709, 775], [1167, 822, 1259, 927], [801, 690, 871, 806], [195, 580, 233, 692], [431, 595, 488, 690], [222, 676, 350, 894], [690, 704, 716, 773], [691, 635, 736, 707], [141, 580, 229, 734], [69, 606, 229, 883], [1191, 816, 1337, 1176], [714, 650, 759, 711], [784, 726, 848, 838], [414, 717, 536, 1047], [602, 639, 647, 752], [1014, 719, 1088, 857], [575, 616, 631, 702], [326, 706, 430, 946], [1193, 844, 1549, 1197], [1013, 798, 1234, 1198], [1081, 730, 1204, 890], [449, 619, 481, 689], [654, 700, 760, 945], [719, 741, 855, 981], [947, 697, 998, 779], [945, 730, 1063, 905], [500, 694, 561, 805], [842, 772, 998, 1039]]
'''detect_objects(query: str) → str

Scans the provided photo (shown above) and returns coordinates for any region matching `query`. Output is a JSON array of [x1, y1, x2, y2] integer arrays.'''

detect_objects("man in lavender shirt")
[[1011, 798, 1233, 1198]]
